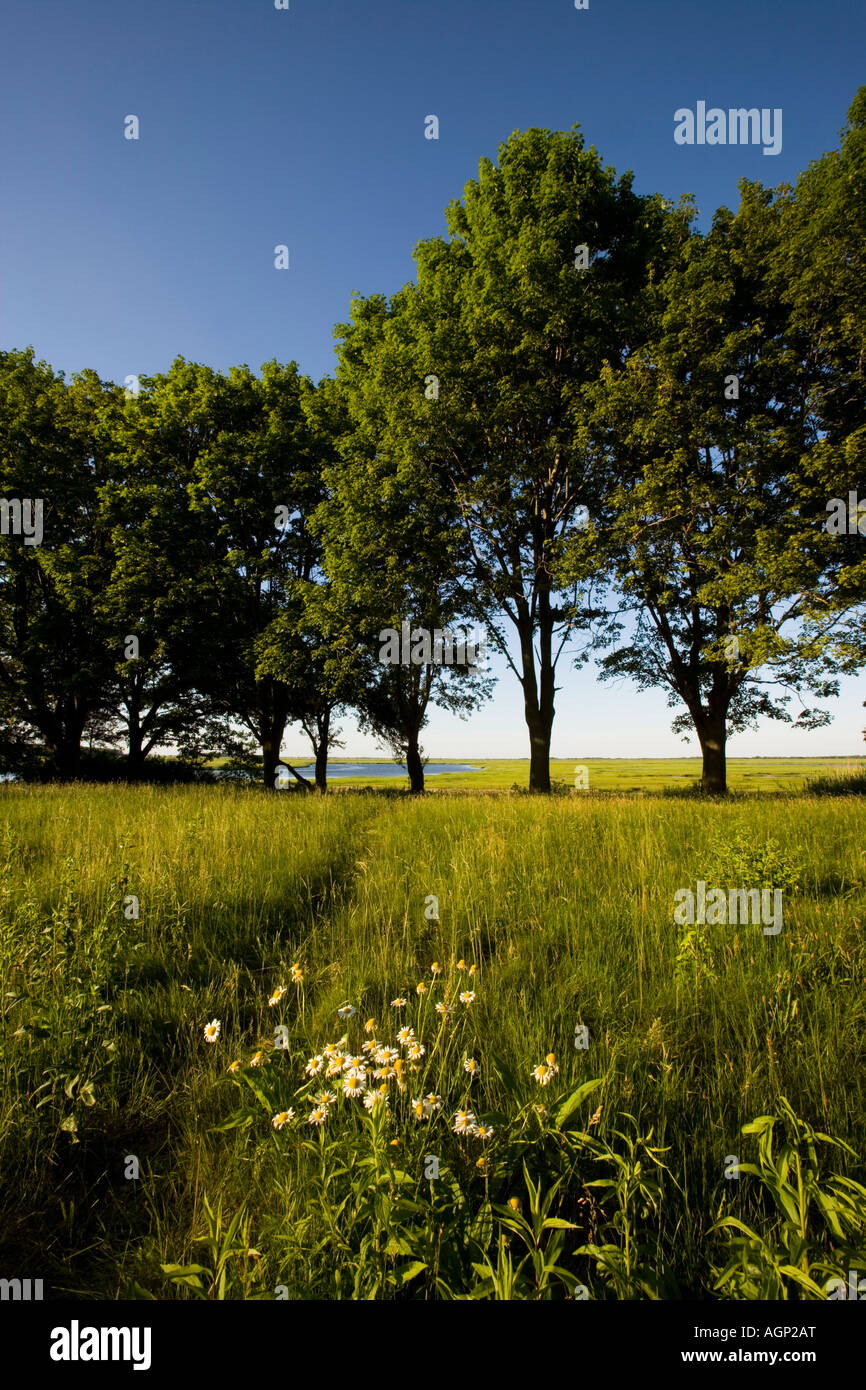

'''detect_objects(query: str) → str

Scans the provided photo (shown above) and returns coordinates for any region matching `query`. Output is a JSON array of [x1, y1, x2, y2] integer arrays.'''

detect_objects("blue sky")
[[3, 0, 864, 758]]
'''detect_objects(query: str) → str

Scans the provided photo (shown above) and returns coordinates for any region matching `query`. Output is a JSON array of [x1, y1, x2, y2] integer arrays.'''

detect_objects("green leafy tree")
[[332, 127, 686, 789], [0, 349, 120, 779], [576, 171, 863, 793], [773, 87, 866, 699], [310, 368, 494, 794], [184, 360, 328, 790], [99, 359, 251, 776]]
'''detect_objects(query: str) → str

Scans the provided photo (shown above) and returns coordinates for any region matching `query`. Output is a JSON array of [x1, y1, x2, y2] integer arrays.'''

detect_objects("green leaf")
[[470, 1200, 494, 1251], [392, 1260, 427, 1286], [489, 1052, 522, 1100], [554, 1078, 603, 1131], [742, 1116, 775, 1136]]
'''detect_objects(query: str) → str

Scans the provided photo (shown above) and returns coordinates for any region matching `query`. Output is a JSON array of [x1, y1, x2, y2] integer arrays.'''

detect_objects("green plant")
[[160, 1196, 265, 1300], [574, 1116, 674, 1299], [465, 1163, 581, 1299], [707, 832, 805, 895], [710, 1098, 866, 1299]]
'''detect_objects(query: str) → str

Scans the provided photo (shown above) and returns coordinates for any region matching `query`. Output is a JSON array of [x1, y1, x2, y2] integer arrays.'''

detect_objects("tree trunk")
[[262, 734, 280, 791], [526, 710, 553, 793], [315, 741, 328, 793], [52, 736, 83, 781], [259, 678, 290, 791], [126, 703, 146, 781], [518, 603, 555, 794], [314, 706, 330, 793], [405, 731, 425, 794], [43, 701, 87, 781], [697, 712, 727, 793]]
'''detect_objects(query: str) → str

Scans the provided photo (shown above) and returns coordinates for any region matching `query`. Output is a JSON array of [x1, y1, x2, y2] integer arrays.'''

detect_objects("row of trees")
[[2, 92, 864, 793]]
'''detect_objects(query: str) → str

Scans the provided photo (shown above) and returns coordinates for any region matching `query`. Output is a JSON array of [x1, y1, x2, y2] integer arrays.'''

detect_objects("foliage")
[[710, 1099, 866, 1299]]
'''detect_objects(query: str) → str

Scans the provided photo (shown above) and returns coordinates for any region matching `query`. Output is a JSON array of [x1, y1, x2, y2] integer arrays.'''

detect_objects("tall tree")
[[309, 368, 493, 794], [576, 170, 864, 793], [99, 359, 251, 776], [332, 127, 686, 789], [0, 349, 120, 779], [774, 86, 866, 693], [185, 360, 327, 790]]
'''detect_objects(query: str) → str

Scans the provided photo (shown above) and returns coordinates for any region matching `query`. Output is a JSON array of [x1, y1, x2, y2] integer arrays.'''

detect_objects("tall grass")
[[0, 785, 863, 1298]]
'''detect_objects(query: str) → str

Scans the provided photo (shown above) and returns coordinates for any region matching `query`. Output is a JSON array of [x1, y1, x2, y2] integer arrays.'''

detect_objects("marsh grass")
[[0, 784, 863, 1298]]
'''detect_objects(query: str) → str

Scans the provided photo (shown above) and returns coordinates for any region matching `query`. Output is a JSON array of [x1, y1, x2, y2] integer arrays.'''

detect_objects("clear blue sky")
[[3, 0, 864, 758]]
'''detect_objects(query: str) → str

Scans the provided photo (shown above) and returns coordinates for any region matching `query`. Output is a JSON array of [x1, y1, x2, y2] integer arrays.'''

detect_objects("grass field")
[[1, 777, 864, 1300], [289, 756, 866, 793]]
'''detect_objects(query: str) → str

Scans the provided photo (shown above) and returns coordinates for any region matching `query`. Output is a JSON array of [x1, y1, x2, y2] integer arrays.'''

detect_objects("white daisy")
[[452, 1109, 477, 1135], [203, 1019, 221, 1043], [363, 1088, 389, 1112], [272, 1109, 294, 1129], [531, 1062, 555, 1086]]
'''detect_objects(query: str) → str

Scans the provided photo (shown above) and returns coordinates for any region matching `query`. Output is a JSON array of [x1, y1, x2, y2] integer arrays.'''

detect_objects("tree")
[[772, 87, 866, 702], [332, 127, 686, 789], [577, 172, 863, 793], [104, 357, 329, 790], [309, 369, 494, 794], [99, 358, 254, 777], [184, 360, 328, 790], [0, 349, 120, 779]]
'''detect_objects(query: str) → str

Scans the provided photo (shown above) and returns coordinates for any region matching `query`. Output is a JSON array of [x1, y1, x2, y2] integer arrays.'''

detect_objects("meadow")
[[1, 773, 864, 1300], [279, 755, 866, 793]]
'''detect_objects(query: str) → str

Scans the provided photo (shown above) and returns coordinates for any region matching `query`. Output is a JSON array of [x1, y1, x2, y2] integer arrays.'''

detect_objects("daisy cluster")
[[292, 960, 486, 1132], [213, 957, 547, 1142], [300, 1024, 434, 1124]]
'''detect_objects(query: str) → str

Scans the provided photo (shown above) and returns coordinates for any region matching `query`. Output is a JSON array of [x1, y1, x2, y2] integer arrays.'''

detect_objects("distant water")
[[294, 762, 481, 778]]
